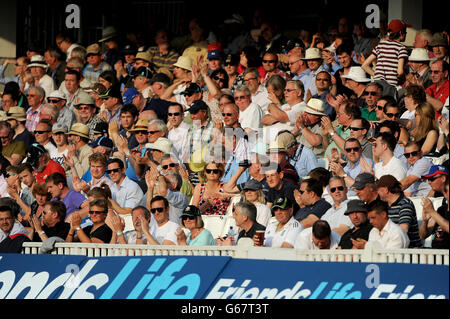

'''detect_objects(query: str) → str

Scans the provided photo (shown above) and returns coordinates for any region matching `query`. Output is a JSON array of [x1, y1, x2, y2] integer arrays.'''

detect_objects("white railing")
[[21, 241, 449, 265]]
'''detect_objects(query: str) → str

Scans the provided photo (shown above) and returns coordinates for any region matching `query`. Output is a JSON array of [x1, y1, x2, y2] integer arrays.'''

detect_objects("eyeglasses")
[[262, 60, 276, 64], [222, 112, 233, 117], [345, 147, 361, 152], [234, 95, 248, 100], [0, 135, 9, 139], [89, 210, 107, 215], [34, 130, 50, 135], [168, 112, 181, 117], [162, 163, 177, 170], [147, 130, 160, 135], [106, 168, 121, 174], [364, 91, 378, 96], [404, 151, 419, 158], [330, 186, 345, 193], [243, 77, 257, 83], [385, 112, 400, 118], [288, 60, 300, 65], [205, 168, 220, 174], [181, 215, 196, 221], [151, 207, 165, 214]]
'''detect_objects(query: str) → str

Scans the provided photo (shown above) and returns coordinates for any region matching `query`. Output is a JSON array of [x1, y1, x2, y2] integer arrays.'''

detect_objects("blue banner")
[[0, 254, 448, 299]]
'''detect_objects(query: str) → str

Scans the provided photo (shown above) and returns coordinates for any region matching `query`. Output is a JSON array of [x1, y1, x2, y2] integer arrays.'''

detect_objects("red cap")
[[208, 42, 222, 52], [388, 19, 412, 33]]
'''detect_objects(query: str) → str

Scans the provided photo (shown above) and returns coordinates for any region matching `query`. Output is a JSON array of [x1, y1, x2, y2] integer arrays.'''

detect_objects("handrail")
[[21, 242, 449, 265]]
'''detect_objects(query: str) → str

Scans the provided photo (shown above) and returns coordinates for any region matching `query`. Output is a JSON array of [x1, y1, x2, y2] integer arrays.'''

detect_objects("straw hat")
[[173, 56, 193, 71], [341, 66, 371, 83], [129, 119, 149, 132], [145, 137, 173, 154], [6, 106, 27, 121], [302, 48, 323, 60], [67, 123, 90, 139], [303, 98, 326, 116]]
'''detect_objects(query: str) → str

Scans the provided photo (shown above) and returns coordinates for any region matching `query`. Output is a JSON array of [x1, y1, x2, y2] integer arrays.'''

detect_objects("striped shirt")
[[26, 104, 45, 132], [372, 39, 408, 86], [388, 193, 422, 248], [147, 46, 180, 71]]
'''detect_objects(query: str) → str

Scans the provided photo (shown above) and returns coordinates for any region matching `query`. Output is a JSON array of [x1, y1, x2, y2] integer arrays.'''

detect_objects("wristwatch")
[[75, 227, 81, 232], [329, 131, 335, 137], [116, 231, 124, 237], [39, 230, 45, 236], [342, 173, 348, 178]]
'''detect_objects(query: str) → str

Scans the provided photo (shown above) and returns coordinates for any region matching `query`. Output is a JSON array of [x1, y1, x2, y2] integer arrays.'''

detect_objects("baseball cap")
[[352, 172, 376, 190], [73, 92, 95, 107], [188, 100, 208, 113], [133, 66, 153, 79], [208, 50, 221, 60], [243, 179, 262, 191], [422, 165, 449, 179], [388, 19, 412, 33], [181, 205, 201, 218], [272, 197, 293, 211], [92, 121, 109, 135], [181, 83, 202, 96], [224, 54, 239, 66], [26, 143, 47, 167], [123, 88, 139, 104], [98, 86, 122, 100], [344, 199, 368, 215], [86, 43, 101, 55], [52, 123, 68, 134], [89, 136, 114, 149]]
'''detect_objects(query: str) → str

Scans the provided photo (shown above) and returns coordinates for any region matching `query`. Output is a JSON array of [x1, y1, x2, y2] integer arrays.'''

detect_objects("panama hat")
[[27, 55, 48, 69], [302, 48, 323, 60], [6, 106, 27, 121], [67, 123, 90, 139], [341, 66, 371, 83], [173, 56, 192, 71], [409, 48, 431, 62], [145, 137, 173, 154], [99, 26, 119, 43], [303, 98, 326, 116], [134, 51, 152, 63], [267, 140, 288, 153], [129, 119, 149, 132]]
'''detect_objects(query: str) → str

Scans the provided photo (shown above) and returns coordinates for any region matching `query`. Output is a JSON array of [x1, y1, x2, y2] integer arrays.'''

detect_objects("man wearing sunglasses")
[[29, 200, 70, 243], [361, 82, 382, 122], [320, 177, 353, 236], [141, 195, 178, 245], [261, 52, 289, 85], [167, 103, 191, 158], [400, 141, 433, 197]]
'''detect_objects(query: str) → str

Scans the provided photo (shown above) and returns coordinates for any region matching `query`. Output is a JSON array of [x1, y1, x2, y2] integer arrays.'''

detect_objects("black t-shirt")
[[294, 198, 332, 222], [32, 221, 71, 242], [14, 129, 36, 152], [266, 181, 299, 213], [143, 98, 171, 122], [338, 220, 373, 249], [82, 223, 112, 243], [432, 198, 449, 249], [238, 222, 266, 241], [0, 234, 31, 253]]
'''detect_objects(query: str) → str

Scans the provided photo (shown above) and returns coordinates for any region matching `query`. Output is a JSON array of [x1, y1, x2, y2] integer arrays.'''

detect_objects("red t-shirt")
[[34, 159, 66, 183], [426, 79, 449, 118]]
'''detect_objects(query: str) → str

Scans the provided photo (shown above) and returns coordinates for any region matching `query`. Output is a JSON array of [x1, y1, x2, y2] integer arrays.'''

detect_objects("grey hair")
[[27, 86, 46, 99], [148, 119, 168, 136], [286, 80, 305, 96], [234, 85, 251, 96], [67, 57, 85, 70], [164, 171, 183, 191], [243, 67, 260, 79], [132, 206, 151, 219], [235, 201, 257, 222], [70, 47, 87, 61]]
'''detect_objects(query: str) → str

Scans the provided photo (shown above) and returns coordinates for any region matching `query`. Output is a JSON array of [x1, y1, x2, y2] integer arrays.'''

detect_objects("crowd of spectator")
[[0, 11, 448, 253]]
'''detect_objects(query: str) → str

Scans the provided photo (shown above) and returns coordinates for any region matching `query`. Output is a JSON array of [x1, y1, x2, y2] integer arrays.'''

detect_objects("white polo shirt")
[[264, 216, 303, 248]]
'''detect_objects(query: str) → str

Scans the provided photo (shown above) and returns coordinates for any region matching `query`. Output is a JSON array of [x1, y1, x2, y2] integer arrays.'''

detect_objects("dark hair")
[[168, 102, 184, 113], [302, 178, 324, 197], [405, 84, 426, 104], [342, 103, 361, 119], [0, 197, 21, 218], [120, 103, 139, 118], [45, 200, 67, 220], [378, 120, 400, 141], [65, 69, 81, 82], [45, 172, 68, 188], [17, 163, 33, 175], [308, 167, 331, 189], [132, 206, 151, 219], [377, 132, 397, 152], [150, 195, 169, 209], [88, 183, 112, 199], [367, 199, 389, 215], [312, 220, 331, 240], [89, 198, 109, 211], [241, 47, 262, 68], [344, 137, 361, 148], [107, 158, 125, 169]]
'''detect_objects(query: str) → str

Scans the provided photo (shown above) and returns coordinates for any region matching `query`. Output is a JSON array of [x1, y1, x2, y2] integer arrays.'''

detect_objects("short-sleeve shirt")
[[149, 220, 179, 244], [34, 159, 66, 183], [372, 39, 409, 86], [266, 181, 299, 213], [264, 217, 303, 248], [294, 198, 332, 222], [32, 221, 70, 242], [187, 228, 216, 246], [56, 189, 87, 221], [238, 222, 266, 241], [374, 156, 407, 181], [82, 223, 112, 243], [338, 221, 373, 249]]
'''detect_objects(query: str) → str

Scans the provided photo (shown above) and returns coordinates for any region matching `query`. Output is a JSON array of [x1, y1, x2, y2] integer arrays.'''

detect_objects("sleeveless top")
[[198, 183, 230, 215]]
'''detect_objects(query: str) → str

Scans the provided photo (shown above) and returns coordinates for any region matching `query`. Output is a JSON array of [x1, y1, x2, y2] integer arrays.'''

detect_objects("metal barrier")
[[21, 242, 449, 265]]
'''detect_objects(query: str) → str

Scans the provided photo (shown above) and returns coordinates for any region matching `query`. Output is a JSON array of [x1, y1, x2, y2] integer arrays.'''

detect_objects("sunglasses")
[[404, 151, 419, 158], [205, 168, 220, 174], [48, 99, 61, 103], [298, 189, 306, 195], [316, 78, 330, 82], [222, 112, 233, 117], [427, 175, 441, 182], [386, 112, 400, 118], [151, 207, 165, 214], [147, 130, 160, 135], [345, 147, 360, 153], [181, 215, 196, 221], [162, 163, 176, 170], [89, 210, 106, 215], [330, 186, 345, 193], [364, 91, 378, 96], [35, 130, 50, 135], [262, 60, 276, 63], [350, 127, 364, 131], [106, 168, 121, 174], [376, 105, 384, 110], [168, 112, 181, 117]]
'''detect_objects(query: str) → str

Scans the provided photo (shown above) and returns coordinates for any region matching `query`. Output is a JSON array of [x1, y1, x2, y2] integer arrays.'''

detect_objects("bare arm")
[[361, 53, 376, 77]]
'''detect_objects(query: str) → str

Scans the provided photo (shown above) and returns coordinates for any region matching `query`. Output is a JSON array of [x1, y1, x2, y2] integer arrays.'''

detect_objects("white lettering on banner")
[[365, 264, 380, 288], [369, 284, 446, 299]]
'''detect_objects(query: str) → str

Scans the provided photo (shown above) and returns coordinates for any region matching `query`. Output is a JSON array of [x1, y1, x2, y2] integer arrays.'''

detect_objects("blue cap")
[[89, 136, 114, 149], [123, 88, 139, 104], [422, 165, 449, 179], [207, 50, 221, 60]]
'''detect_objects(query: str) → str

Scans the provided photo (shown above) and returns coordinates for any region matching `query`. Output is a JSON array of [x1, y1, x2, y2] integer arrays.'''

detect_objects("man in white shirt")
[[372, 132, 407, 181], [34, 121, 58, 159], [367, 200, 410, 249], [167, 103, 191, 157], [24, 55, 55, 98], [294, 220, 341, 250], [242, 68, 271, 113], [400, 141, 432, 197], [256, 197, 303, 248], [234, 85, 263, 136], [142, 195, 179, 245]]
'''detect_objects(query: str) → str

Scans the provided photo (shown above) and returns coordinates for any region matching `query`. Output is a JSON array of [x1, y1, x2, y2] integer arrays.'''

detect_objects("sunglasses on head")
[[106, 168, 121, 174], [205, 168, 220, 174], [151, 207, 165, 214], [162, 163, 176, 170], [404, 151, 419, 158], [330, 186, 345, 193]]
